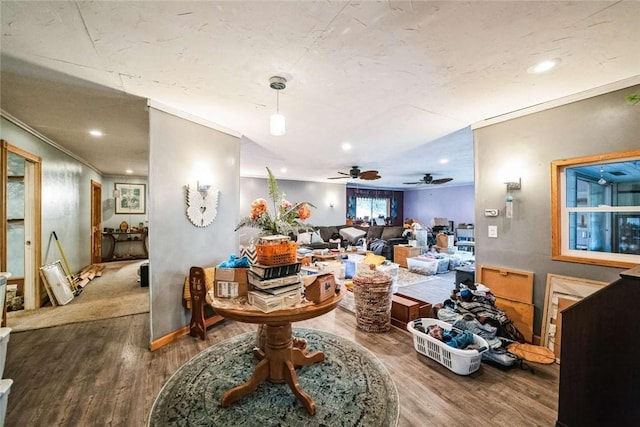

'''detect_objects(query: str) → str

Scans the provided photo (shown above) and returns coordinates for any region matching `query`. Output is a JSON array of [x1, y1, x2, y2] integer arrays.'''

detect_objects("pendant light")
[[598, 166, 607, 186], [269, 76, 286, 136]]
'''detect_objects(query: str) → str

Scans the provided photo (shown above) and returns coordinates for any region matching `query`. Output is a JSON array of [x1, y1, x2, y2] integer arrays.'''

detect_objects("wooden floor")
[[5, 308, 559, 426]]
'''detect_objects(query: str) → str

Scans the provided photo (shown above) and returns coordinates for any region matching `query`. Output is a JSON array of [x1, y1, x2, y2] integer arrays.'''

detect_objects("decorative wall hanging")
[[115, 183, 146, 214], [186, 184, 219, 227]]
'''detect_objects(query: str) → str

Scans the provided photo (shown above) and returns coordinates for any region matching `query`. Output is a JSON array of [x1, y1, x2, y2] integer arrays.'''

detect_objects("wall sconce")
[[113, 187, 121, 199], [197, 180, 211, 193], [504, 178, 521, 219], [269, 76, 287, 136]]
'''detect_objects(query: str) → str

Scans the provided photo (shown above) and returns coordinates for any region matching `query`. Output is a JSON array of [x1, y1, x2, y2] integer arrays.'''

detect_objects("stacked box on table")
[[247, 262, 302, 312]]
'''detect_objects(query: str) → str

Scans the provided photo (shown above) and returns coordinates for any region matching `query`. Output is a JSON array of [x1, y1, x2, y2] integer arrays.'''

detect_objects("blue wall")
[[403, 185, 475, 229]]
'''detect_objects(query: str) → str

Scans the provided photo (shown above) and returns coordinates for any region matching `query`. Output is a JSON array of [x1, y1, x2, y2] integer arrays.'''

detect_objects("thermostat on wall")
[[484, 209, 499, 217]]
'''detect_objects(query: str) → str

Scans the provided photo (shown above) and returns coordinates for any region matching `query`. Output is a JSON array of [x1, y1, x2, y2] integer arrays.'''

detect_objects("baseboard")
[[150, 325, 190, 351], [149, 315, 225, 351]]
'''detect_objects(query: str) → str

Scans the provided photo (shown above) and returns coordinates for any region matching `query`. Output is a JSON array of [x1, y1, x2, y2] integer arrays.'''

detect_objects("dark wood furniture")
[[188, 266, 224, 340], [556, 265, 640, 427], [210, 292, 344, 415], [101, 231, 148, 261]]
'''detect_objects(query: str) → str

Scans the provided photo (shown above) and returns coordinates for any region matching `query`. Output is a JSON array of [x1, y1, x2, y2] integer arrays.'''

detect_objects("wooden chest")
[[390, 294, 432, 329], [394, 245, 423, 268]]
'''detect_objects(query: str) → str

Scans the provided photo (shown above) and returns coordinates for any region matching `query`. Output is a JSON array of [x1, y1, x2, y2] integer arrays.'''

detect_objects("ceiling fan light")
[[270, 113, 286, 136], [598, 177, 607, 185]]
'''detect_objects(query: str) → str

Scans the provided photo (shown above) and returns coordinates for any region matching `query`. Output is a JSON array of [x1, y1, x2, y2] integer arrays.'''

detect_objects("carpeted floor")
[[149, 328, 399, 427], [6, 260, 149, 332]]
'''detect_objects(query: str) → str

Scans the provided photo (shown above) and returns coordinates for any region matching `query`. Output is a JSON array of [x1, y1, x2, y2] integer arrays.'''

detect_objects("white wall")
[[1, 116, 101, 272], [101, 175, 149, 231], [404, 185, 475, 228], [148, 107, 240, 341], [239, 176, 347, 244]]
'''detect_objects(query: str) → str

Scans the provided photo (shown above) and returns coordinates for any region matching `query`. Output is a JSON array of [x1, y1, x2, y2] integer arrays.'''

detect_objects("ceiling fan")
[[328, 166, 381, 181], [403, 173, 453, 185]]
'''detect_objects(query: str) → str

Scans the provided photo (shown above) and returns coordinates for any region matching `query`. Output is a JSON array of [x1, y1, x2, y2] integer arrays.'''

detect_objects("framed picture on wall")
[[115, 183, 146, 214]]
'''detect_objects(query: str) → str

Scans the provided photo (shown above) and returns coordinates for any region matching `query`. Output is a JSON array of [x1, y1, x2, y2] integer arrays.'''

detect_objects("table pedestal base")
[[221, 323, 324, 415]]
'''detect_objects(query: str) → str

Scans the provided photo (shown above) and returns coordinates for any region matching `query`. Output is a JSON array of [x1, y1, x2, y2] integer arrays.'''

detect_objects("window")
[[551, 149, 640, 268], [355, 197, 389, 222]]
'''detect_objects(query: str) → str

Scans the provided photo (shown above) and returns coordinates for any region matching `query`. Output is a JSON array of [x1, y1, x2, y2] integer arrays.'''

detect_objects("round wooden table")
[[210, 292, 344, 415]]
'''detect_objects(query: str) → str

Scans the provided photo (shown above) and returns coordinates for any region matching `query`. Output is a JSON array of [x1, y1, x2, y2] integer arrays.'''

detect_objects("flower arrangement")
[[235, 167, 314, 236]]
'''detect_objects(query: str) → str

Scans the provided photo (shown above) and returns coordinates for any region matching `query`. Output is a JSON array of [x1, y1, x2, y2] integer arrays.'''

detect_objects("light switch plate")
[[488, 225, 498, 238], [484, 209, 499, 217]]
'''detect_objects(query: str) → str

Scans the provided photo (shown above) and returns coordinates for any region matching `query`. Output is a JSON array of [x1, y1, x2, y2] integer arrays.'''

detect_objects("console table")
[[209, 292, 344, 415], [101, 231, 148, 261]]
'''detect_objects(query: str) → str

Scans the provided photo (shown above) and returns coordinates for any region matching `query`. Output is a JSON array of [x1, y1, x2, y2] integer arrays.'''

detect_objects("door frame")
[[1, 140, 42, 310], [91, 180, 102, 264]]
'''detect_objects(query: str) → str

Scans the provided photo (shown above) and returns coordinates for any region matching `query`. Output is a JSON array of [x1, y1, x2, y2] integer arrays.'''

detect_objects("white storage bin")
[[0, 379, 12, 427], [407, 257, 438, 275], [407, 318, 488, 375], [0, 328, 10, 378], [434, 257, 450, 274]]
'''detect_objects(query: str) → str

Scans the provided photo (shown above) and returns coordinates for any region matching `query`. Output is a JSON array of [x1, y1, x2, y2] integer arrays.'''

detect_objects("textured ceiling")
[[1, 1, 639, 187]]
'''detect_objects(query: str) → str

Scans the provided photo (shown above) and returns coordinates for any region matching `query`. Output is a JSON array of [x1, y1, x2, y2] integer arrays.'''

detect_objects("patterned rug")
[[149, 328, 399, 427]]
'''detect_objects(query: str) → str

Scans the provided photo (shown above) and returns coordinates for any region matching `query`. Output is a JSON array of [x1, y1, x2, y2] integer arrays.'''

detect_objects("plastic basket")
[[407, 318, 488, 375], [256, 242, 298, 266]]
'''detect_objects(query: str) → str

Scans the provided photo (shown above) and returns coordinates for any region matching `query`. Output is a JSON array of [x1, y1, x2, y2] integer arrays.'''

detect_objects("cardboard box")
[[304, 273, 336, 303], [214, 267, 248, 298]]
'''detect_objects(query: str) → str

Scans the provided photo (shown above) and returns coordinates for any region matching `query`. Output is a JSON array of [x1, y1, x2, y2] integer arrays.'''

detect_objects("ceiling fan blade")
[[328, 176, 350, 179], [402, 181, 421, 185], [359, 170, 380, 180], [432, 178, 453, 184], [361, 174, 381, 180]]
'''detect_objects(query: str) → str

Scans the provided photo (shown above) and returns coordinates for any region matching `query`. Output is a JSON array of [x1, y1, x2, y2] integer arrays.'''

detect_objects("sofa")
[[294, 224, 409, 261]]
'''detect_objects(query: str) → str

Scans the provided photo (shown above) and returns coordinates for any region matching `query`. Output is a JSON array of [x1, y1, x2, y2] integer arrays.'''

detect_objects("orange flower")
[[297, 203, 311, 221], [250, 198, 268, 220]]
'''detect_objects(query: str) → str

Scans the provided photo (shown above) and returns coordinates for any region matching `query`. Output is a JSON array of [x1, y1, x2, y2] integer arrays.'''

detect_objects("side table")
[[209, 292, 344, 415]]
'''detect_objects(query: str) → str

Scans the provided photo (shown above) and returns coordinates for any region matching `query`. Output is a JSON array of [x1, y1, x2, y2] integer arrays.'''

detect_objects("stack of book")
[[247, 262, 302, 312]]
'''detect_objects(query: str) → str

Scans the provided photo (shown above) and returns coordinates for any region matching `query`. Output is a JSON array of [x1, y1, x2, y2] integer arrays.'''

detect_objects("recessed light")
[[341, 142, 352, 151], [439, 158, 449, 164], [125, 169, 133, 174], [89, 129, 103, 137], [280, 167, 287, 173], [527, 59, 559, 74]]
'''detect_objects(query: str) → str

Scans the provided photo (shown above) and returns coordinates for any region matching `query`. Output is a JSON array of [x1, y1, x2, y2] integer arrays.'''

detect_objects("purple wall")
[[403, 185, 474, 229]]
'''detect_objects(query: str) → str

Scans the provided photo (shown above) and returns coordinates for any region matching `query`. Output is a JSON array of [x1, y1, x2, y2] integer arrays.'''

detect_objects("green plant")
[[235, 167, 315, 236]]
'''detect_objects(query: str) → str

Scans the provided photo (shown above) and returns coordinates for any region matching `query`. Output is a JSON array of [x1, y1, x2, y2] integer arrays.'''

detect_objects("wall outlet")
[[484, 209, 499, 217], [488, 225, 498, 238]]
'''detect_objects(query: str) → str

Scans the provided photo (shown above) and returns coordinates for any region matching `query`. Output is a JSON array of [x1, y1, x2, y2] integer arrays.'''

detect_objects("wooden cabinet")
[[393, 245, 422, 268], [556, 266, 640, 427]]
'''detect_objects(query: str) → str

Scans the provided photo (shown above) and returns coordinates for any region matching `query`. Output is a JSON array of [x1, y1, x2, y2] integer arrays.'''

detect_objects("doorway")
[[1, 140, 42, 312], [91, 180, 102, 264]]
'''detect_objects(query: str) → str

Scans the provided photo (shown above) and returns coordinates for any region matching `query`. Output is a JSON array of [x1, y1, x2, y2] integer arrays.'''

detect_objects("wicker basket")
[[353, 264, 393, 333], [256, 242, 298, 266]]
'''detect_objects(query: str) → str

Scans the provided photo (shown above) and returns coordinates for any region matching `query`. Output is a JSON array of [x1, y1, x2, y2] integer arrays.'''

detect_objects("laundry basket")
[[407, 318, 489, 375]]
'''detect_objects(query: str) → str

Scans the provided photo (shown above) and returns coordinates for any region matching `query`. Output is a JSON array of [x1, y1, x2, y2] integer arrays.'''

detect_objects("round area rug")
[[149, 328, 399, 427]]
